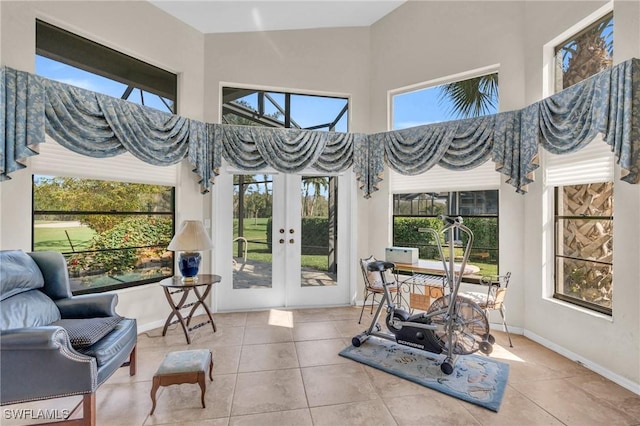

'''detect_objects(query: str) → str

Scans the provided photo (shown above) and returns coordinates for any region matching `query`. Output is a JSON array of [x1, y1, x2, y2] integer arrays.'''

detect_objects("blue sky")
[[36, 55, 497, 134], [36, 56, 172, 113]]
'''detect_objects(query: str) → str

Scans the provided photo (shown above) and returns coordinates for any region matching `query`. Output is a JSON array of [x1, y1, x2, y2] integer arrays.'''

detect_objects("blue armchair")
[[0, 250, 137, 425]]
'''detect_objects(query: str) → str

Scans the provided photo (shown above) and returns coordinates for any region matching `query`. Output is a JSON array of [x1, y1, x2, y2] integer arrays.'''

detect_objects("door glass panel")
[[233, 174, 273, 289], [300, 176, 337, 287]]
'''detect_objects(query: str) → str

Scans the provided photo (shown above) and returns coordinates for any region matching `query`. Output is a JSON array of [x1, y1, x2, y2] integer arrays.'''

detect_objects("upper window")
[[222, 88, 348, 131], [551, 13, 614, 315], [392, 71, 498, 129], [554, 13, 613, 92], [36, 20, 176, 113]]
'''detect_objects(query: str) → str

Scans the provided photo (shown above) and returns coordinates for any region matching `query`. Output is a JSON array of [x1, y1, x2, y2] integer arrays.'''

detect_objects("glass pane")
[[300, 176, 337, 287], [233, 174, 273, 289], [556, 218, 613, 263], [33, 214, 173, 293], [554, 13, 613, 91], [291, 95, 348, 132], [556, 257, 612, 309], [557, 183, 613, 217]]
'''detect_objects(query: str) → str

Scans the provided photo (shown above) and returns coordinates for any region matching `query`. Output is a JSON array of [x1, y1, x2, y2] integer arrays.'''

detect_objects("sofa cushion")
[[0, 290, 61, 330], [0, 250, 45, 301], [76, 318, 137, 368], [52, 316, 123, 348]]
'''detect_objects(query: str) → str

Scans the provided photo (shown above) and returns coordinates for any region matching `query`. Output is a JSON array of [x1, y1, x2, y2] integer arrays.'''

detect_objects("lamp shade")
[[168, 220, 213, 252]]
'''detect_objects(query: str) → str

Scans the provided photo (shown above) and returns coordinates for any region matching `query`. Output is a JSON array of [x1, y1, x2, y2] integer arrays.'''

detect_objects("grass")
[[33, 225, 96, 252], [234, 218, 330, 271]]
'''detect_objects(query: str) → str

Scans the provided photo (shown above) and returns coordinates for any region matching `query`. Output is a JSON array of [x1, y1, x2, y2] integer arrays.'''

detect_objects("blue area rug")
[[339, 338, 509, 412]]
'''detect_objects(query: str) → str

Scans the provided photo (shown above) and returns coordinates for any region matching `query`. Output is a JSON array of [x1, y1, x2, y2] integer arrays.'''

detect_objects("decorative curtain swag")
[[1, 59, 639, 198]]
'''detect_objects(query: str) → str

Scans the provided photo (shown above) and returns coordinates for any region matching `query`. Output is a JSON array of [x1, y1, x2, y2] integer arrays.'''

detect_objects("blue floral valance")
[[1, 58, 639, 197], [369, 58, 640, 195]]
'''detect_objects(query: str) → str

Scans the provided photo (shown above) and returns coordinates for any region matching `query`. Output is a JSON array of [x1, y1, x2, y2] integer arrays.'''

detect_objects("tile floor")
[[4, 306, 640, 425]]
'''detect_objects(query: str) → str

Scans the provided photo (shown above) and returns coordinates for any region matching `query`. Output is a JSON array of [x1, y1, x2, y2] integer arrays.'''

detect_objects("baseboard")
[[524, 329, 640, 396], [138, 319, 166, 334]]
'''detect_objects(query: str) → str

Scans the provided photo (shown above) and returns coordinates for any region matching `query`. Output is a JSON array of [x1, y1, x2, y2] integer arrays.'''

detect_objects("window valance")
[[1, 58, 639, 198]]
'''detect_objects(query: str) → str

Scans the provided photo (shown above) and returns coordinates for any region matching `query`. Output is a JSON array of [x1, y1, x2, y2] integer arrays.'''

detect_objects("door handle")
[[289, 239, 294, 244], [279, 229, 285, 233], [279, 239, 285, 244], [289, 229, 295, 234]]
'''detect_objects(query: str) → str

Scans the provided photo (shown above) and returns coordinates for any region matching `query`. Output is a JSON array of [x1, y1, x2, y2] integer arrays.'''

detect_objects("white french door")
[[215, 170, 352, 311]]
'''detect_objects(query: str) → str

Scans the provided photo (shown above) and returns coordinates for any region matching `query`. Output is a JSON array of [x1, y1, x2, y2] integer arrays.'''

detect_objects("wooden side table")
[[160, 274, 221, 344]]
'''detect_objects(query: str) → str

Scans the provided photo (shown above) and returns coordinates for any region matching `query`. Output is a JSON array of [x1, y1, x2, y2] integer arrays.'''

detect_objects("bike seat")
[[367, 260, 395, 272]]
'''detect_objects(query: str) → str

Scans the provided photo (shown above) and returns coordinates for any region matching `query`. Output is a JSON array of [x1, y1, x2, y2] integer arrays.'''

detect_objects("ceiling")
[[149, 1, 406, 34]]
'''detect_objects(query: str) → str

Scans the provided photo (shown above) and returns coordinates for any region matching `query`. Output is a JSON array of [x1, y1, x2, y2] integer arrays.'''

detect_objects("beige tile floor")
[[4, 306, 640, 426]]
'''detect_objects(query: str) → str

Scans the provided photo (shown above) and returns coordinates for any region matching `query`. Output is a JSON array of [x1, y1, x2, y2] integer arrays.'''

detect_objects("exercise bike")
[[352, 215, 493, 374]]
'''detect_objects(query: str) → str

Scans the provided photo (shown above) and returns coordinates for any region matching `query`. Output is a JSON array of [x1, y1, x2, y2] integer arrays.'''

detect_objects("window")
[[32, 176, 175, 294], [36, 20, 176, 113], [222, 88, 348, 131], [392, 71, 498, 129], [390, 71, 500, 280], [33, 21, 179, 293], [392, 191, 499, 281], [551, 13, 614, 315]]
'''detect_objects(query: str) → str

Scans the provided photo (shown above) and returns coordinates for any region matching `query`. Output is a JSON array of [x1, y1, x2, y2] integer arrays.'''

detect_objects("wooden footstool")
[[150, 349, 213, 415]]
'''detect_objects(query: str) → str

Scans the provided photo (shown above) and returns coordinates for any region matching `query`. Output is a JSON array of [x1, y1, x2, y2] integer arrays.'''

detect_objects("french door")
[[215, 171, 352, 311]]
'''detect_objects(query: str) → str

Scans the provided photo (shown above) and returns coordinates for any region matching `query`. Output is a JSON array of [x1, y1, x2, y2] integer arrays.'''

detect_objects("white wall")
[[0, 0, 206, 331]]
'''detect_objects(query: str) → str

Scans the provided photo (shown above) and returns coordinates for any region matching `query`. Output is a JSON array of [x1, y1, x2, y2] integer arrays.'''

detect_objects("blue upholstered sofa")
[[0, 250, 137, 425]]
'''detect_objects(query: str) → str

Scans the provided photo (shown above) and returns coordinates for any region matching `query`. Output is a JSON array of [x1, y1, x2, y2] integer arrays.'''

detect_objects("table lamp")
[[168, 220, 214, 282]]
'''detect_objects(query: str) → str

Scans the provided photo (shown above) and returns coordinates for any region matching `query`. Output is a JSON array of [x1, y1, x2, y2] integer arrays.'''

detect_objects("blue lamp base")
[[178, 252, 201, 281]]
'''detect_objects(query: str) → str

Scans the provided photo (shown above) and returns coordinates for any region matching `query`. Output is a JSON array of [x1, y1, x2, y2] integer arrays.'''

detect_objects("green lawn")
[[234, 218, 330, 271], [33, 225, 96, 252]]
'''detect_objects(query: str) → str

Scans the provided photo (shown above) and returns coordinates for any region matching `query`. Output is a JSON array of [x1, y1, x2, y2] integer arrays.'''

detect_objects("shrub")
[[68, 216, 172, 275]]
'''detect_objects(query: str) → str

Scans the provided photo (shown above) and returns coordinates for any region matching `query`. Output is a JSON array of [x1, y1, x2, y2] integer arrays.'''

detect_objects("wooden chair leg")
[[83, 393, 96, 426], [129, 346, 137, 376], [150, 377, 160, 415], [198, 372, 206, 408], [208, 351, 214, 381]]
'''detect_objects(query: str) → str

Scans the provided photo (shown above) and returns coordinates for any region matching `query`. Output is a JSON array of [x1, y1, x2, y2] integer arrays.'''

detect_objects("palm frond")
[[438, 73, 499, 119]]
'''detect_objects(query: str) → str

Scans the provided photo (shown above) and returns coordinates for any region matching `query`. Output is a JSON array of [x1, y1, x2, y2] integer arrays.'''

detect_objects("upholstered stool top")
[[156, 349, 211, 375]]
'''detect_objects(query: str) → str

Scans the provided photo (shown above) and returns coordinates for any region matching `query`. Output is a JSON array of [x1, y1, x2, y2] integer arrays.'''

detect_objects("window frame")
[[36, 19, 177, 113], [391, 190, 500, 284], [31, 176, 176, 295], [552, 185, 613, 315], [550, 11, 614, 315]]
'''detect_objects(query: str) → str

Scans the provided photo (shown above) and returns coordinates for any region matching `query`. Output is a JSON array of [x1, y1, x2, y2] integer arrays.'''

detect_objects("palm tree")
[[438, 14, 612, 119], [557, 14, 613, 90], [438, 73, 498, 119], [302, 176, 329, 217]]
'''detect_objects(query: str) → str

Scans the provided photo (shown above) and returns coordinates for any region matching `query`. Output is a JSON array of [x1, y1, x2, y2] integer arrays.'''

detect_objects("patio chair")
[[358, 255, 401, 324], [460, 272, 512, 347]]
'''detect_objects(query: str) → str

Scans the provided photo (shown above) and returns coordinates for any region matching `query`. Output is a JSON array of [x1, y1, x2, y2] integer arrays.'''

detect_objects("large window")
[[32, 176, 175, 294], [551, 13, 614, 315], [392, 190, 499, 280], [33, 21, 179, 293], [390, 72, 500, 280]]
